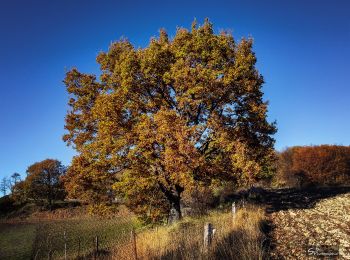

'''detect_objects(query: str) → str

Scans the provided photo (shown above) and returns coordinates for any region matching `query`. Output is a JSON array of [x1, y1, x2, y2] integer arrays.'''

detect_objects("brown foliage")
[[11, 159, 66, 207], [276, 145, 350, 187], [63, 19, 276, 222]]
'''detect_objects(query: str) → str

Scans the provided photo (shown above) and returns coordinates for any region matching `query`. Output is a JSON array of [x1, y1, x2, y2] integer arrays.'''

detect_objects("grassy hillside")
[[0, 216, 140, 259], [0, 204, 267, 260]]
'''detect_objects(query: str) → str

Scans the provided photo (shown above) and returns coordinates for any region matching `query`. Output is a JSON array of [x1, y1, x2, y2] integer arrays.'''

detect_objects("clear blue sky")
[[0, 0, 349, 179]]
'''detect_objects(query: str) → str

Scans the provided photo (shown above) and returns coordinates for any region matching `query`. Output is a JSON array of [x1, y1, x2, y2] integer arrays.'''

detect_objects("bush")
[[87, 203, 119, 217], [182, 184, 216, 216], [0, 195, 15, 215]]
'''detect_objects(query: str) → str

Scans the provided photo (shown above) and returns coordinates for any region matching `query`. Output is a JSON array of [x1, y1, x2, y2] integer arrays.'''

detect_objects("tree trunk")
[[173, 195, 182, 220], [158, 182, 184, 223], [167, 194, 182, 224], [48, 186, 53, 210]]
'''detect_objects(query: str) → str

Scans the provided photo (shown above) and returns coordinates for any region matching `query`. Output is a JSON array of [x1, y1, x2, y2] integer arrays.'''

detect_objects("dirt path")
[[268, 192, 350, 259]]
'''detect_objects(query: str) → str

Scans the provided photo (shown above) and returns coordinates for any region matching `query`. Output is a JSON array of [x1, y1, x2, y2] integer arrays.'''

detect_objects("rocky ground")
[[268, 192, 350, 259]]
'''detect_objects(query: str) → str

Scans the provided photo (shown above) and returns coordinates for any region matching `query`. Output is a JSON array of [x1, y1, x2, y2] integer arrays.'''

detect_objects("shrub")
[[0, 195, 15, 216], [87, 203, 119, 218]]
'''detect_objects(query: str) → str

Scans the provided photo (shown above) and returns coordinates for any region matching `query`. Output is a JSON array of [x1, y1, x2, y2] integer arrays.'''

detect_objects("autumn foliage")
[[11, 159, 66, 207], [62, 19, 276, 222], [276, 145, 350, 187]]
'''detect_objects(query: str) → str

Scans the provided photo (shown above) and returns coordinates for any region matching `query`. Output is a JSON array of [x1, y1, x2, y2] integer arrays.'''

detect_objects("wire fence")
[[0, 217, 138, 260], [0, 199, 258, 260]]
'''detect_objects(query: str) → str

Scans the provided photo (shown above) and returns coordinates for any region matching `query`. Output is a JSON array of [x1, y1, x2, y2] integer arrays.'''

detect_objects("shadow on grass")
[[75, 249, 110, 260], [236, 186, 350, 213]]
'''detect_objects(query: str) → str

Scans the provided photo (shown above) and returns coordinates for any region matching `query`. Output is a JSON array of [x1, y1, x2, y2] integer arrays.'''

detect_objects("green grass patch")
[[33, 216, 140, 259], [0, 216, 141, 259], [0, 223, 36, 260]]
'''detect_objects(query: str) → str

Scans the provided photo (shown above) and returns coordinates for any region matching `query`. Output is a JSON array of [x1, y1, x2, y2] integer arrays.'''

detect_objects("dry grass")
[[113, 205, 268, 260], [0, 204, 268, 259]]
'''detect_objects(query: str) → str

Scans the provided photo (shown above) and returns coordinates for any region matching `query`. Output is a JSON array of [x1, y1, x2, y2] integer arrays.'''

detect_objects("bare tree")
[[0, 177, 9, 196], [10, 172, 21, 191]]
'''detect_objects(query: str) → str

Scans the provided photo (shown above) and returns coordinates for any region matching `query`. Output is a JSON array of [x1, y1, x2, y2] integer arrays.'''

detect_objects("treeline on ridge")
[[275, 145, 350, 188], [2, 145, 350, 221]]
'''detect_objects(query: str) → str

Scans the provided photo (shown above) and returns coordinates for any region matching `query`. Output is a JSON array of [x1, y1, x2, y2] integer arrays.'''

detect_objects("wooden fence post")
[[232, 201, 236, 216], [203, 223, 213, 253], [47, 234, 53, 260], [63, 231, 67, 260], [131, 228, 138, 260], [242, 198, 246, 208], [94, 235, 99, 259], [77, 237, 81, 258], [232, 201, 236, 226]]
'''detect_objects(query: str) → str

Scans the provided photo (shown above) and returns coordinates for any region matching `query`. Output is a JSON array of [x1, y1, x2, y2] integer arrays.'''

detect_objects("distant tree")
[[11, 180, 28, 203], [63, 19, 276, 221], [10, 172, 21, 186], [6, 172, 21, 193], [0, 177, 9, 196], [275, 148, 297, 187], [25, 159, 66, 207]]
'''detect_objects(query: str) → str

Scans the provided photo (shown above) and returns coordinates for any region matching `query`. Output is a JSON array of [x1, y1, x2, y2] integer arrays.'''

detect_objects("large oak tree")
[[63, 20, 276, 221]]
